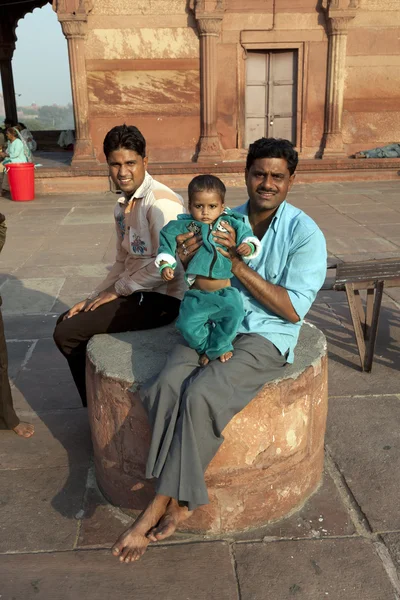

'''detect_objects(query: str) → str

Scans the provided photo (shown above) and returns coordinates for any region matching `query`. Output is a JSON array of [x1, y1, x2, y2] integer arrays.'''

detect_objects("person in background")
[[17, 122, 37, 153], [0, 127, 33, 194], [57, 130, 75, 151], [0, 127, 32, 166], [0, 213, 35, 438]]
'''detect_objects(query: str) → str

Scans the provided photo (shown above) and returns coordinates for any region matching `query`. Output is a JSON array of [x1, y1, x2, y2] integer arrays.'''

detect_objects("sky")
[[12, 3, 72, 107]]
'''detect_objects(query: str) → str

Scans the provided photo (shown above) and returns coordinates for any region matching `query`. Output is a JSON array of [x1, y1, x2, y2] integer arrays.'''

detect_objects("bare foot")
[[147, 499, 192, 542], [111, 495, 170, 563], [219, 351, 233, 363], [198, 354, 209, 367], [13, 422, 35, 438]]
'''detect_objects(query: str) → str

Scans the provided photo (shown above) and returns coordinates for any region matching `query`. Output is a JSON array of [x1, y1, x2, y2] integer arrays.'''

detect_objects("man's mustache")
[[256, 188, 276, 194]]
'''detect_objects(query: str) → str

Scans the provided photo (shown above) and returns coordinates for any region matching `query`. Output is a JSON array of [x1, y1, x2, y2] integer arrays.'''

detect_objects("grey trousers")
[[139, 333, 288, 510]]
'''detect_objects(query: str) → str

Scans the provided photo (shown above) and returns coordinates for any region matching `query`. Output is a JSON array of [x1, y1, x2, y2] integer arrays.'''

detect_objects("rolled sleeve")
[[282, 228, 327, 320]]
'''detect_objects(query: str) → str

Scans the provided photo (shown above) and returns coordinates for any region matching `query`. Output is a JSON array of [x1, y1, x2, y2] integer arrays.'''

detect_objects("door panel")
[[245, 85, 266, 115], [245, 49, 297, 147]]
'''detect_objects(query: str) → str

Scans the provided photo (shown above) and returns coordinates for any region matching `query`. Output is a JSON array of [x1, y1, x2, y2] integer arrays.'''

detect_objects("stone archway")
[[0, 0, 96, 166]]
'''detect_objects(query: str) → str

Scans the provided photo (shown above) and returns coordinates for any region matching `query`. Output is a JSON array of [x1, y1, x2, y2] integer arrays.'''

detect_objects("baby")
[[156, 174, 260, 365]]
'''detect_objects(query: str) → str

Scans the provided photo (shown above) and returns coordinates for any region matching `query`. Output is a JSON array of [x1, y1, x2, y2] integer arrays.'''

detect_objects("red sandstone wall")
[[84, 0, 400, 163], [85, 0, 200, 163], [343, 0, 400, 155]]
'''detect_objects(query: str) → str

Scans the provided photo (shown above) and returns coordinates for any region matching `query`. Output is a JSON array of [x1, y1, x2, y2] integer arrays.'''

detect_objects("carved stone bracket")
[[194, 7, 224, 162], [55, 5, 96, 166], [321, 3, 357, 158]]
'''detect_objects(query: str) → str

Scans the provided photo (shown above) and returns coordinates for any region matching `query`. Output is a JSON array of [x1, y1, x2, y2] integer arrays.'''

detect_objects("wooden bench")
[[327, 258, 400, 372]]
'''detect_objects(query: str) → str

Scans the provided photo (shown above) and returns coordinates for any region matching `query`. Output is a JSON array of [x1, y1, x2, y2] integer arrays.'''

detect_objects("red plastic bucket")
[[6, 163, 35, 202]]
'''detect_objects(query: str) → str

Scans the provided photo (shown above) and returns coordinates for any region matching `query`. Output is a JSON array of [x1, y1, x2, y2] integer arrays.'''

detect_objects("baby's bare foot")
[[198, 354, 209, 367], [219, 351, 233, 363], [13, 422, 35, 438]]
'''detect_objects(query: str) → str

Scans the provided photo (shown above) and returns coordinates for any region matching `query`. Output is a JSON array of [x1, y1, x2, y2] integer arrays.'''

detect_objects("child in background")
[[156, 174, 260, 365]]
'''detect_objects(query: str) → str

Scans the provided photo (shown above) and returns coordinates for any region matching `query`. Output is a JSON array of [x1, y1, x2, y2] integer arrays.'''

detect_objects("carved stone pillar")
[[0, 43, 18, 125], [322, 11, 356, 158], [59, 17, 96, 166], [196, 15, 223, 162]]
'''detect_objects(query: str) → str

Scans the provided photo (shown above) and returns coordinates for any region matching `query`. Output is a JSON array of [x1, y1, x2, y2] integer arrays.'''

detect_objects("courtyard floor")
[[0, 180, 399, 599]]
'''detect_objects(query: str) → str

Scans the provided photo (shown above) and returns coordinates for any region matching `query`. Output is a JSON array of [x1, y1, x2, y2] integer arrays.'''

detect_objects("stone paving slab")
[[235, 538, 396, 600], [62, 207, 115, 225], [3, 313, 60, 339], [0, 466, 87, 552], [23, 338, 71, 372], [0, 543, 239, 600], [326, 328, 400, 396], [324, 235, 399, 255], [0, 410, 92, 470], [22, 247, 110, 268], [382, 533, 400, 577], [6, 340, 34, 380], [326, 395, 400, 531], [10, 263, 110, 280], [0, 277, 64, 315], [12, 369, 81, 412], [77, 467, 354, 549]]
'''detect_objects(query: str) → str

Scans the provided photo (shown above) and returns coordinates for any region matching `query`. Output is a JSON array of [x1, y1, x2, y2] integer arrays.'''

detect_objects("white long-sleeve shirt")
[[90, 172, 187, 300]]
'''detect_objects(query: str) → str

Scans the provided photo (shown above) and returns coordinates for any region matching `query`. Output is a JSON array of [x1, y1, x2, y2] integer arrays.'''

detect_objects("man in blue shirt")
[[111, 138, 327, 563]]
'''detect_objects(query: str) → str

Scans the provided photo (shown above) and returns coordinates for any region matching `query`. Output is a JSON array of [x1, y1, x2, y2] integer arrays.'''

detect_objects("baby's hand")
[[236, 242, 252, 257], [161, 267, 175, 281]]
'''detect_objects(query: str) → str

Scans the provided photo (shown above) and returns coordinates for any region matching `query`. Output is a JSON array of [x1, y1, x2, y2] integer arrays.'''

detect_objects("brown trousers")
[[0, 219, 19, 429], [0, 305, 19, 429]]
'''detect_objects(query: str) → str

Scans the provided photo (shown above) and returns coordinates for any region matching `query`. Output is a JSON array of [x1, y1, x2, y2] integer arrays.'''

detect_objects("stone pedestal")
[[86, 323, 328, 534]]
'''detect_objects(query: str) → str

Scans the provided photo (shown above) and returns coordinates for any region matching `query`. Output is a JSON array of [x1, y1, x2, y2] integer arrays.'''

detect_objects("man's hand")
[[63, 299, 89, 320], [84, 286, 119, 312], [176, 231, 203, 268], [63, 286, 119, 320], [213, 221, 240, 265]]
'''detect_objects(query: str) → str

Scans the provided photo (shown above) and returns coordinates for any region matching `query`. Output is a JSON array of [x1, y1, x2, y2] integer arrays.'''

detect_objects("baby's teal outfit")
[[156, 208, 260, 359]]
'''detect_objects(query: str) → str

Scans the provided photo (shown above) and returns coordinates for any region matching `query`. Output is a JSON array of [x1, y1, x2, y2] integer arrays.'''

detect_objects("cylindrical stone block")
[[86, 323, 328, 534]]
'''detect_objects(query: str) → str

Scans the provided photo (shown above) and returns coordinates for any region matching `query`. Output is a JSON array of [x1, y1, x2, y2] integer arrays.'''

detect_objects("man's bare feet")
[[13, 422, 34, 438], [219, 351, 233, 363], [147, 499, 192, 542], [111, 495, 170, 563], [198, 354, 209, 367]]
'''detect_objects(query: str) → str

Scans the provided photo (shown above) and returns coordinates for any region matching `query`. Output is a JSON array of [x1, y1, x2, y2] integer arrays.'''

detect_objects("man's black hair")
[[188, 174, 226, 204], [103, 124, 146, 160], [246, 138, 298, 176]]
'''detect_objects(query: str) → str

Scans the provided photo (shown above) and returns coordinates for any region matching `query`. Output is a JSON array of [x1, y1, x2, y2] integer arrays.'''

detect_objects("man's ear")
[[143, 156, 149, 169], [288, 173, 296, 191]]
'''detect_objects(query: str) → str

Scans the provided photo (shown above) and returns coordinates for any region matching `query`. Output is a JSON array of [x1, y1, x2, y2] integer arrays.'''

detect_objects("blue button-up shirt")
[[232, 200, 327, 363]]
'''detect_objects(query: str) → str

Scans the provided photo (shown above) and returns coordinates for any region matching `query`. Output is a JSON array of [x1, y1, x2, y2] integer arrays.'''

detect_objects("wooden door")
[[245, 50, 297, 147]]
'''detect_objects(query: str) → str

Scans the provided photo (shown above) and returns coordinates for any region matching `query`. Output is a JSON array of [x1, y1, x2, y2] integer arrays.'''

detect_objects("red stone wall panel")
[[302, 41, 328, 151], [90, 115, 200, 163], [216, 43, 238, 151]]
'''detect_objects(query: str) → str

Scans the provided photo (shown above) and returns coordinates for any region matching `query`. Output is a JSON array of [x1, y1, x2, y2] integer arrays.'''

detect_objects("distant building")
[[1, 0, 399, 168]]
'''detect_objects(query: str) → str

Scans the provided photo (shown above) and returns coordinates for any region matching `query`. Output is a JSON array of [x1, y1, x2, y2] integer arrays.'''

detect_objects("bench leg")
[[345, 283, 366, 370], [364, 288, 375, 340], [363, 281, 384, 372]]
